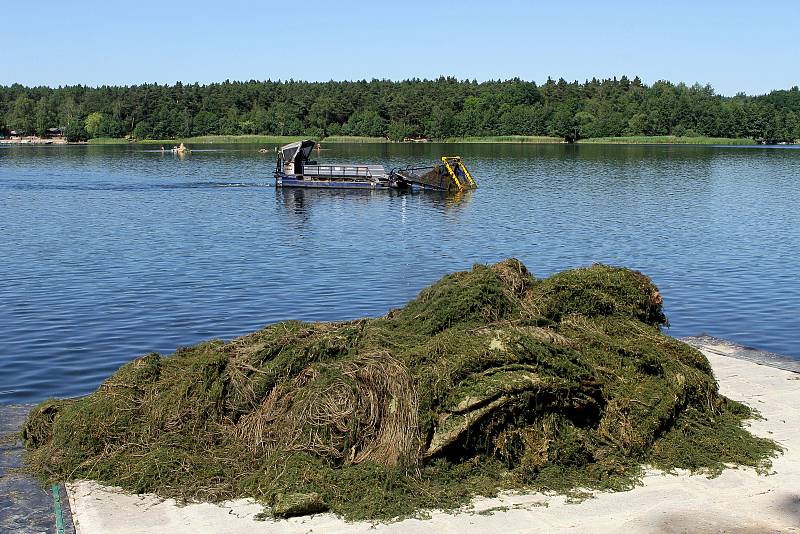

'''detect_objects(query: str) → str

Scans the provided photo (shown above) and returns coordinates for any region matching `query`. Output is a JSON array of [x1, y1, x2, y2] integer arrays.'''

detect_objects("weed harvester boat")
[[274, 140, 477, 192]]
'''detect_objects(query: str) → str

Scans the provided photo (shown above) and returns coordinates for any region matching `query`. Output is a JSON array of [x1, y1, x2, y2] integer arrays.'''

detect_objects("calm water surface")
[[1, 143, 798, 403]]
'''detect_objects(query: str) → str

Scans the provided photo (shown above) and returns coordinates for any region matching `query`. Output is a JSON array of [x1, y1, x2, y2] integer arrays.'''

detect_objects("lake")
[[1, 142, 798, 404]]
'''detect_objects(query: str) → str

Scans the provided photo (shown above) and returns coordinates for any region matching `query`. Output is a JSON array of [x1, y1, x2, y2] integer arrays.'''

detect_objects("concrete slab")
[[66, 343, 800, 533], [682, 335, 800, 374]]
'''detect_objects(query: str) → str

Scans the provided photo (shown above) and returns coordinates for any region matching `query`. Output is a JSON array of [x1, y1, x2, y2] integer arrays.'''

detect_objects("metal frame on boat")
[[274, 140, 393, 189]]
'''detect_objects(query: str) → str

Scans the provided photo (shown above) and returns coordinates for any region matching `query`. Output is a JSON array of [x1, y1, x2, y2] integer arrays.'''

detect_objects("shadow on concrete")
[[778, 494, 800, 527], [651, 513, 785, 533]]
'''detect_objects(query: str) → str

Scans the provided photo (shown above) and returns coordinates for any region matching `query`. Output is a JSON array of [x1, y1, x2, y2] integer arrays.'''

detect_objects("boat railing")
[[389, 164, 436, 175], [302, 164, 379, 181]]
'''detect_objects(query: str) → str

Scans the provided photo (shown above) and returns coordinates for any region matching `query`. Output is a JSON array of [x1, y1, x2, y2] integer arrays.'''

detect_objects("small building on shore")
[[45, 127, 64, 139]]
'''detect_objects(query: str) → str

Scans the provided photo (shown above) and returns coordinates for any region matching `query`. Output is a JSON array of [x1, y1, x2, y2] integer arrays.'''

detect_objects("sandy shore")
[[0, 138, 67, 144], [63, 340, 800, 533]]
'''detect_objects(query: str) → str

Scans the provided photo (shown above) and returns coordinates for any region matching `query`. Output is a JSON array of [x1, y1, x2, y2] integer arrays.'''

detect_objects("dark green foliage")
[[1, 78, 798, 142], [388, 265, 520, 335], [23, 259, 779, 520], [531, 264, 668, 326], [648, 400, 780, 476]]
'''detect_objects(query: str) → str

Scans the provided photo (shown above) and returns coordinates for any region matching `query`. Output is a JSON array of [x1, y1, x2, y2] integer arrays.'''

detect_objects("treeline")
[[1, 76, 799, 143]]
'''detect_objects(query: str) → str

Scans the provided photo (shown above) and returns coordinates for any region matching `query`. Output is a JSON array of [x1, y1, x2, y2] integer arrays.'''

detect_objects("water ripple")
[[1, 143, 798, 403]]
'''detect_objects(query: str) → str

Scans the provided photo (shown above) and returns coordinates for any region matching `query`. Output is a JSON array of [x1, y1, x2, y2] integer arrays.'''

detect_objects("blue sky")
[[1, 0, 797, 95]]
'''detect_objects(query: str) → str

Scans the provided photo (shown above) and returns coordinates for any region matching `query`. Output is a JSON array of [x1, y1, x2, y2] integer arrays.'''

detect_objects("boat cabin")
[[276, 139, 317, 176]]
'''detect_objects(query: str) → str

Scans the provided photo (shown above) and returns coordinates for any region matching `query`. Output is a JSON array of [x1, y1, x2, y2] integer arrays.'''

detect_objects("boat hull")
[[276, 175, 399, 189]]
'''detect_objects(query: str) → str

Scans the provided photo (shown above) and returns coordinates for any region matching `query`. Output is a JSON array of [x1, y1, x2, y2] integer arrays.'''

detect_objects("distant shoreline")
[[4, 134, 794, 147], [87, 134, 792, 146], [0, 137, 69, 145]]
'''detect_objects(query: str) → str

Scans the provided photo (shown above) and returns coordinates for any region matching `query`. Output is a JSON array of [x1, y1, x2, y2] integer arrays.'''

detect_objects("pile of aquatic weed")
[[23, 259, 779, 520]]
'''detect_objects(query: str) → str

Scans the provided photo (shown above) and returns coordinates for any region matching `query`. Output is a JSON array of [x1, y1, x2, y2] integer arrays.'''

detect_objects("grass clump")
[[434, 135, 563, 143], [136, 135, 309, 145], [86, 137, 135, 145], [576, 135, 756, 145], [321, 136, 390, 143], [23, 259, 779, 520]]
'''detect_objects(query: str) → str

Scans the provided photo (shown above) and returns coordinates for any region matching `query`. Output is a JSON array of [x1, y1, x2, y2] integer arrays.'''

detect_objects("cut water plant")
[[23, 259, 779, 520]]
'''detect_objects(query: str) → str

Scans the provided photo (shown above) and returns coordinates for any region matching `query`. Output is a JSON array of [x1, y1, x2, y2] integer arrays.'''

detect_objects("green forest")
[[2, 76, 799, 143]]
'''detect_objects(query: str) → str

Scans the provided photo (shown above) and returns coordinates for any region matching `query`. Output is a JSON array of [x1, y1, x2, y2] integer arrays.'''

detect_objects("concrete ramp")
[[682, 334, 800, 374]]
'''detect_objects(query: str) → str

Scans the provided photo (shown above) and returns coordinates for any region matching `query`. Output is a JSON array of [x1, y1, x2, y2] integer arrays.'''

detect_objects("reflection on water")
[[1, 143, 798, 403], [278, 186, 473, 220]]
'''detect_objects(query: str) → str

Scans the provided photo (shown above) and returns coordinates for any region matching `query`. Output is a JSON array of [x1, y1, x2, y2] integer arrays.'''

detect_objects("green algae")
[[22, 259, 779, 520]]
